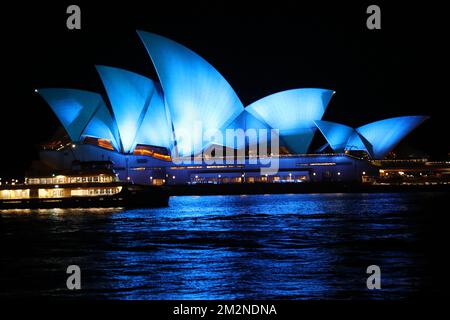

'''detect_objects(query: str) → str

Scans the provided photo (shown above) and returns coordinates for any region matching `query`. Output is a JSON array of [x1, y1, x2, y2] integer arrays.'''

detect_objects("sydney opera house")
[[34, 31, 428, 186]]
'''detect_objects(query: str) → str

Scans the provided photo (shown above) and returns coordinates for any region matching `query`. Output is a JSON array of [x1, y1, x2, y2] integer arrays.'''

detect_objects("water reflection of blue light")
[[1, 192, 438, 299]]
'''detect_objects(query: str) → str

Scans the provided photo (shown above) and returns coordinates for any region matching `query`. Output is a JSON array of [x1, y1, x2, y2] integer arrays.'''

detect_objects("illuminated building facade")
[[35, 31, 428, 185]]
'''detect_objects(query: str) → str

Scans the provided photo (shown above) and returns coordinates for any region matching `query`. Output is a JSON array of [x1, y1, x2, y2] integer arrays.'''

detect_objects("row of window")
[[70, 187, 122, 197], [26, 175, 117, 185], [189, 175, 308, 184], [0, 187, 122, 200], [1, 189, 29, 200]]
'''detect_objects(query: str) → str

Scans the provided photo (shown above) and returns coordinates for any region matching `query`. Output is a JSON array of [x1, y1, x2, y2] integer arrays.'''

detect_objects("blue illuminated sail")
[[223, 109, 274, 150], [246, 89, 335, 154], [355, 116, 429, 159], [81, 101, 121, 151], [314, 120, 355, 153], [345, 131, 371, 154], [133, 83, 173, 149], [96, 65, 165, 153], [38, 88, 106, 142], [137, 31, 244, 157]]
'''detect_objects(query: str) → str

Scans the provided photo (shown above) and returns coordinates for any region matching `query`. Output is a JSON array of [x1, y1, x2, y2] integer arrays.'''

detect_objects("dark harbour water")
[[0, 192, 447, 300]]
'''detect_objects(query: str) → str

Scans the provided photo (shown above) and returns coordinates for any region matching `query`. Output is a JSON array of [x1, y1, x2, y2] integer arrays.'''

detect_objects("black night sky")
[[1, 1, 448, 179]]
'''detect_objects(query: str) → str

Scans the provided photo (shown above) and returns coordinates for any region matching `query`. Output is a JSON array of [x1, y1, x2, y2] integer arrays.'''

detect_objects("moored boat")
[[0, 167, 168, 209]]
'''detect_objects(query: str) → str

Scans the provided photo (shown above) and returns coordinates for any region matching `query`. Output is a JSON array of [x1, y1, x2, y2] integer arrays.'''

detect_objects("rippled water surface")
[[0, 192, 446, 299]]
